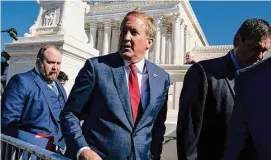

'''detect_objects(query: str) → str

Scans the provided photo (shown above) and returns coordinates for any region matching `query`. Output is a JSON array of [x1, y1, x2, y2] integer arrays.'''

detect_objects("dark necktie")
[[128, 64, 140, 122]]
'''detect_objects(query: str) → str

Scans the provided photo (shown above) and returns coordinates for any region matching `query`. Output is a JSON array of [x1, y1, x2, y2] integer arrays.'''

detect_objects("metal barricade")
[[1, 134, 70, 160]]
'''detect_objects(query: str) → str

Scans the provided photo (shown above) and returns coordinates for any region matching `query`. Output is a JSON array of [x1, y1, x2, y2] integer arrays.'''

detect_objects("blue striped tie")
[[50, 83, 59, 96]]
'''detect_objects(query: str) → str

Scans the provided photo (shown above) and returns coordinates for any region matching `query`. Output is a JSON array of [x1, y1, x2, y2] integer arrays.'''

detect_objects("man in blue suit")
[[60, 11, 170, 160], [1, 45, 67, 154], [224, 56, 271, 159]]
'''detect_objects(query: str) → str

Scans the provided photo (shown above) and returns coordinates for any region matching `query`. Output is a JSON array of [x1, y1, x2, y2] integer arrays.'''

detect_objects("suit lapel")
[[225, 77, 235, 98], [111, 54, 134, 128], [223, 52, 237, 98], [31, 67, 59, 125], [136, 61, 160, 130]]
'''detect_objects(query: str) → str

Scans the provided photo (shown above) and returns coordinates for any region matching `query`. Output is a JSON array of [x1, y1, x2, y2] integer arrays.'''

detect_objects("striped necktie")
[[49, 82, 59, 96]]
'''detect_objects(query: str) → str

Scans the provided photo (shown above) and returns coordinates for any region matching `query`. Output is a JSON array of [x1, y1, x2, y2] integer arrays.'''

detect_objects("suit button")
[[55, 127, 59, 132]]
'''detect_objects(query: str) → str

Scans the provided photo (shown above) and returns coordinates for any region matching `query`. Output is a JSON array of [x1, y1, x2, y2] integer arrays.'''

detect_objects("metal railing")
[[1, 134, 70, 160]]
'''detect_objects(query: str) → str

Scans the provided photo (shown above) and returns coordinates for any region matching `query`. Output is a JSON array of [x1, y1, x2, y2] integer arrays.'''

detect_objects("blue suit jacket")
[[60, 53, 170, 160], [1, 67, 67, 149], [224, 57, 271, 160]]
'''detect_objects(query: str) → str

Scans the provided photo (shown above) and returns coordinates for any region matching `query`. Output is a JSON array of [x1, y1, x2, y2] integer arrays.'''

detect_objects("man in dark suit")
[[177, 18, 271, 160], [1, 45, 67, 154], [224, 56, 271, 160], [60, 11, 170, 160]]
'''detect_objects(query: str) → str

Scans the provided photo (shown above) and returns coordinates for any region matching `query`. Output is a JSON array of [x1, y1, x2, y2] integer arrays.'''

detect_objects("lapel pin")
[[152, 73, 157, 78]]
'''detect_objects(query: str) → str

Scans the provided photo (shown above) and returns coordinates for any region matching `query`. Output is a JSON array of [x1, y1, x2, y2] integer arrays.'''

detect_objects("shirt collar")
[[229, 50, 241, 73], [123, 58, 145, 74]]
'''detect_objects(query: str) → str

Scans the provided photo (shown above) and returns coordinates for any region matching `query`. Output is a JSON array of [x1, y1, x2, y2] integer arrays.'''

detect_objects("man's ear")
[[234, 34, 242, 46], [36, 58, 42, 67], [146, 38, 154, 50]]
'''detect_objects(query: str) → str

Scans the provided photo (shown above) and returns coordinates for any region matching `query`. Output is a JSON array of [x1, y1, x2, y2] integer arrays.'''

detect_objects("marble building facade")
[[4, 0, 271, 135]]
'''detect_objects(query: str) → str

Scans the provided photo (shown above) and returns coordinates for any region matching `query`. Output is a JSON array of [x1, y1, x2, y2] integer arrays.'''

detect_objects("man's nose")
[[52, 63, 57, 70], [124, 32, 131, 41]]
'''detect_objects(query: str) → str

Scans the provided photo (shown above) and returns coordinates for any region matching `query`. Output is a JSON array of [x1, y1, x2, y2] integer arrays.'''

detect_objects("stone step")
[[165, 109, 178, 136]]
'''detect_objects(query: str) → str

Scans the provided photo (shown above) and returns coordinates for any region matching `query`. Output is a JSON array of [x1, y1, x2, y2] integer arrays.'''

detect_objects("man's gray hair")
[[186, 52, 194, 57]]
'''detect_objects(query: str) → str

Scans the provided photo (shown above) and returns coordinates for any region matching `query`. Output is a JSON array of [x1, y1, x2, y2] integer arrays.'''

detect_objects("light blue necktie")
[[49, 82, 59, 96]]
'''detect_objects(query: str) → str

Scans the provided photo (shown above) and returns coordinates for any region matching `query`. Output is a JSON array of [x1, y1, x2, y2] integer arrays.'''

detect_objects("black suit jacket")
[[225, 57, 271, 160], [177, 52, 256, 160]]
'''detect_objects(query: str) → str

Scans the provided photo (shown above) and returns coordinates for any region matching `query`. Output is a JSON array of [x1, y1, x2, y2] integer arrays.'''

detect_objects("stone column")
[[179, 20, 185, 65], [172, 13, 181, 65], [165, 24, 172, 64], [110, 21, 120, 53], [188, 30, 192, 51], [184, 25, 188, 55], [102, 21, 111, 55], [154, 16, 162, 64], [89, 22, 97, 48], [160, 22, 167, 64], [97, 24, 104, 55]]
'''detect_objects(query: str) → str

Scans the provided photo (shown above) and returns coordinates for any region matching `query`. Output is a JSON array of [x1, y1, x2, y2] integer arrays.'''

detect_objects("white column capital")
[[89, 21, 97, 29], [97, 23, 104, 31], [180, 19, 185, 27], [97, 27, 104, 32], [112, 21, 120, 30], [103, 21, 111, 28], [154, 15, 163, 24], [167, 24, 172, 35], [184, 25, 188, 31], [172, 13, 181, 23]]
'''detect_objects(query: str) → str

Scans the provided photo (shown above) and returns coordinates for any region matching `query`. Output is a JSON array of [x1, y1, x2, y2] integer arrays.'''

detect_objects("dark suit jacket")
[[1, 66, 67, 149], [60, 52, 170, 160], [177, 52, 255, 160], [224, 57, 271, 160]]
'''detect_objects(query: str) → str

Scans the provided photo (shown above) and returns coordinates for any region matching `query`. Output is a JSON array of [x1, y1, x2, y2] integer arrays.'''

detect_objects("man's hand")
[[79, 148, 102, 160]]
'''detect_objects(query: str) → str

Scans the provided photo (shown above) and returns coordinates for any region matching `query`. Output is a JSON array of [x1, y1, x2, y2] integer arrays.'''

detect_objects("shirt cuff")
[[77, 146, 90, 160]]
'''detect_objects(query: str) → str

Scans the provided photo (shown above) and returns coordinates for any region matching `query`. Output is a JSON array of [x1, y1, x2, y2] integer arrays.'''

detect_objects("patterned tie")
[[50, 82, 59, 96], [128, 64, 141, 122]]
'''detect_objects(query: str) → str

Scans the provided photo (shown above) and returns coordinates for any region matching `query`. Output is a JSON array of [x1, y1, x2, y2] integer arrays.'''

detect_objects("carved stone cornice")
[[87, 1, 172, 12], [193, 45, 234, 51]]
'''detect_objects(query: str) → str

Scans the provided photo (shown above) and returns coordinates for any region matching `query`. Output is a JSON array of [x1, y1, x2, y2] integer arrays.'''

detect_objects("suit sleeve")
[[224, 75, 248, 160], [176, 63, 208, 160], [1, 75, 26, 137], [60, 59, 95, 157], [151, 73, 170, 160]]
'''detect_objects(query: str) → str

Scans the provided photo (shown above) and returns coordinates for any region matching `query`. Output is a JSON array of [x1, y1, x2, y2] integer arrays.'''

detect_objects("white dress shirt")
[[123, 58, 149, 108], [77, 58, 149, 159]]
